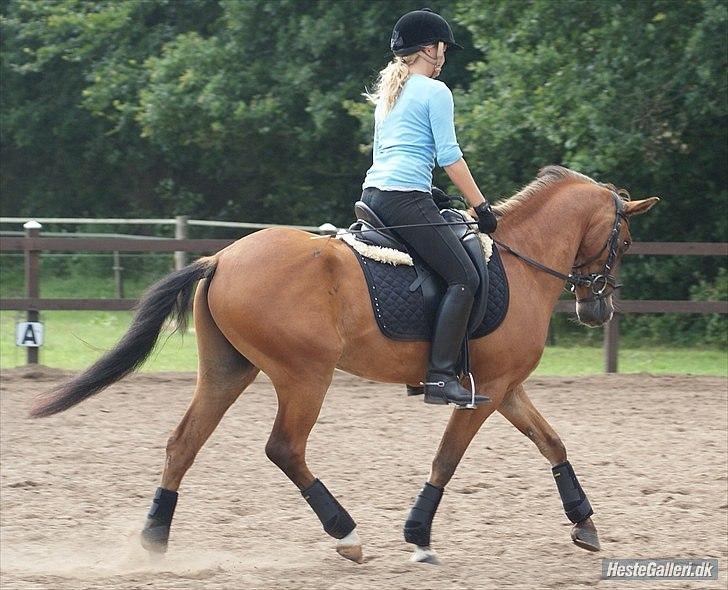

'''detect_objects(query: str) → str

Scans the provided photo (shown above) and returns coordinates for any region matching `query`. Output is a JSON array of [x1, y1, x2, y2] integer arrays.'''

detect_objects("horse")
[[31, 165, 659, 565]]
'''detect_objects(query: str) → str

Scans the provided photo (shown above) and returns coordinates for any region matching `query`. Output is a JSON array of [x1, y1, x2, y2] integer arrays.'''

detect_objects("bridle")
[[492, 191, 629, 301]]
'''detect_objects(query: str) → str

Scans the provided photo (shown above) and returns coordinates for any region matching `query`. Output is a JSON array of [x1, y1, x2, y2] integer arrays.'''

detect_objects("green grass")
[[537, 344, 726, 376], [1, 310, 726, 376], [0, 310, 198, 372]]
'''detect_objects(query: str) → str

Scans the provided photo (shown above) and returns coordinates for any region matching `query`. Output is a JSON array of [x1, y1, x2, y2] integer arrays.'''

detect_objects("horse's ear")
[[624, 197, 660, 216]]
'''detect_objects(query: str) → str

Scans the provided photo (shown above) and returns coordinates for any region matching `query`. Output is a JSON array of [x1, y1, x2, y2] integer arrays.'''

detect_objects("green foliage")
[[1, 0, 475, 224], [689, 268, 728, 346], [455, 0, 726, 236], [1, 0, 725, 346], [1, 0, 221, 217], [0, 252, 175, 300], [453, 0, 727, 341]]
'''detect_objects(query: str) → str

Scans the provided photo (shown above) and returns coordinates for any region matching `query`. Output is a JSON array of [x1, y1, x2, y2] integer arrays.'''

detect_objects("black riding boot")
[[424, 284, 489, 407]]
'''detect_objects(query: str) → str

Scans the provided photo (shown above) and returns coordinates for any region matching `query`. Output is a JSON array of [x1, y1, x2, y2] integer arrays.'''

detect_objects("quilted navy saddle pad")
[[349, 245, 510, 341]]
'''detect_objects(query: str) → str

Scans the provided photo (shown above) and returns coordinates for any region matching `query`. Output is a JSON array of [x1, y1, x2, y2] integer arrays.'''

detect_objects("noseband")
[[493, 192, 628, 302]]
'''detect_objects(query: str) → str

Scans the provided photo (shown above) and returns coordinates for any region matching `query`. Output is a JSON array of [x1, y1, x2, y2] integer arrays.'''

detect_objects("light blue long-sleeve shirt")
[[362, 74, 463, 193]]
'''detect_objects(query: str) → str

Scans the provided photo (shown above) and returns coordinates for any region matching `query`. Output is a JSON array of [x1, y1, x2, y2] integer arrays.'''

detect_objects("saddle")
[[346, 201, 509, 342]]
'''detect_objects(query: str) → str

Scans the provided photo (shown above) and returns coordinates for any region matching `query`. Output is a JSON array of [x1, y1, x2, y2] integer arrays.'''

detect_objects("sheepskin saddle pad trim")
[[338, 230, 493, 267]]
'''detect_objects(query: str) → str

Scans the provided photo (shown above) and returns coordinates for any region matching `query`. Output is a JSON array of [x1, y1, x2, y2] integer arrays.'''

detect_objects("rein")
[[330, 192, 627, 298], [490, 237, 590, 288]]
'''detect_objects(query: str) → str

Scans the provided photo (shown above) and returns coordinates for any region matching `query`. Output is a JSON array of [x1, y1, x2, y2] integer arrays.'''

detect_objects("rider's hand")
[[474, 201, 498, 233], [431, 186, 450, 209]]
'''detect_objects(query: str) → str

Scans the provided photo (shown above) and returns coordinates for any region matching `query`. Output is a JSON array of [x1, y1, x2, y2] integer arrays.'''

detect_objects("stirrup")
[[456, 372, 490, 410]]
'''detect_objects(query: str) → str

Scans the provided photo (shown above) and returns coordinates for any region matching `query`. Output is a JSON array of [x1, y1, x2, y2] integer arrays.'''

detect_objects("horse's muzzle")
[[576, 295, 614, 327]]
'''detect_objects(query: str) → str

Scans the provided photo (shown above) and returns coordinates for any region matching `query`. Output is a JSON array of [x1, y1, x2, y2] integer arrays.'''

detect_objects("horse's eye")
[[622, 240, 631, 251]]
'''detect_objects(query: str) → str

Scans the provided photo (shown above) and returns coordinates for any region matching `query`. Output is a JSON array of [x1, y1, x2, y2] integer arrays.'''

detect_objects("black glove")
[[431, 186, 451, 209], [474, 201, 498, 233], [432, 186, 469, 211]]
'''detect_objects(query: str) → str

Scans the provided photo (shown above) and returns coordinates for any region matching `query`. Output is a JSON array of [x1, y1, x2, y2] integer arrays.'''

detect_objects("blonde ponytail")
[[364, 54, 420, 117]]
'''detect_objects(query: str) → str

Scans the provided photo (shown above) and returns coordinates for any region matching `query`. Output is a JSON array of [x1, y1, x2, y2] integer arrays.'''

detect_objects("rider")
[[361, 8, 498, 407]]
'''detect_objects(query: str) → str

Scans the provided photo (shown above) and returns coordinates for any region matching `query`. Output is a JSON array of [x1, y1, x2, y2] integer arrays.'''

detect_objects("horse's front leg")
[[405, 402, 498, 564], [498, 384, 600, 551]]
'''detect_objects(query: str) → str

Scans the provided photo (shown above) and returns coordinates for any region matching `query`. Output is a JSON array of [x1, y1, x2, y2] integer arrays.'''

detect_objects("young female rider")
[[362, 8, 497, 408]]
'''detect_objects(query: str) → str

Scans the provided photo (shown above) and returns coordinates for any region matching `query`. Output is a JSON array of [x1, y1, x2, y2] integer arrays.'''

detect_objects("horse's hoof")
[[336, 529, 364, 564], [410, 545, 440, 565], [571, 519, 601, 551], [141, 524, 169, 554]]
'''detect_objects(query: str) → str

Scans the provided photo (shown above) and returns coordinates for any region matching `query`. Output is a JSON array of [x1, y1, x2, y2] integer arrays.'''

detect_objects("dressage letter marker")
[[15, 322, 43, 347]]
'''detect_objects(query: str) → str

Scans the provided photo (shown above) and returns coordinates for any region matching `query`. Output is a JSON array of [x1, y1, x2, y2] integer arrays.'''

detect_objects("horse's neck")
[[496, 187, 593, 302]]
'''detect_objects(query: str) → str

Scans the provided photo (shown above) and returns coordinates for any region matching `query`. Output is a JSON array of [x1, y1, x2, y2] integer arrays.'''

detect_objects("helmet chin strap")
[[416, 41, 445, 78]]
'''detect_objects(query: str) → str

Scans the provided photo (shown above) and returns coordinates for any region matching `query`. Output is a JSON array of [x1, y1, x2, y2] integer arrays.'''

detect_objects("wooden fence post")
[[23, 220, 41, 365], [604, 313, 620, 373], [604, 271, 620, 373], [174, 216, 188, 270], [113, 251, 124, 298]]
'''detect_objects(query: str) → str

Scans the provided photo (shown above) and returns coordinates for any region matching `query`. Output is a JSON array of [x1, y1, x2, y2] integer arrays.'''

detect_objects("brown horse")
[[31, 166, 658, 565]]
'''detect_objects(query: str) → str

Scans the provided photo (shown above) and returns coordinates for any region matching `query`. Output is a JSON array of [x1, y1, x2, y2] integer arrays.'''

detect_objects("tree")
[[1, 0, 474, 225], [454, 0, 727, 325], [1, 0, 223, 217]]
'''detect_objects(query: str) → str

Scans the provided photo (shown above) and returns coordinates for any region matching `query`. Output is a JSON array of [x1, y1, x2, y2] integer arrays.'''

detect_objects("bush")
[[689, 267, 728, 347]]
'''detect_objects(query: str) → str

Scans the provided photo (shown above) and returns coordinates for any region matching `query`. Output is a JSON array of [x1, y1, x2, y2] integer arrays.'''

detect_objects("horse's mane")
[[493, 165, 627, 215]]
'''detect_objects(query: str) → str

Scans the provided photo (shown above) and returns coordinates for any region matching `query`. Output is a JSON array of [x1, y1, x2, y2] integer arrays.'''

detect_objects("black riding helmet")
[[390, 8, 463, 56]]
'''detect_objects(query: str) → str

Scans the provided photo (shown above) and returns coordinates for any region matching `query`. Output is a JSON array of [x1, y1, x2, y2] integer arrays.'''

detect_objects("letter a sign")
[[16, 322, 44, 347]]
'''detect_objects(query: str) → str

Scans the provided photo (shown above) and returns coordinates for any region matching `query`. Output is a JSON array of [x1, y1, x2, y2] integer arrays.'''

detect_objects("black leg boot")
[[424, 284, 490, 407]]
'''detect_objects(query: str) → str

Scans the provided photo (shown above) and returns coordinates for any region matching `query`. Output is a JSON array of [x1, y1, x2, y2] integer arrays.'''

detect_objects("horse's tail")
[[30, 256, 218, 418]]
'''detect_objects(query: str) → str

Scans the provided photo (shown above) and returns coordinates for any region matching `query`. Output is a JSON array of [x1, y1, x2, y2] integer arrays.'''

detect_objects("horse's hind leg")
[[265, 370, 363, 563], [498, 384, 600, 551], [141, 279, 259, 554]]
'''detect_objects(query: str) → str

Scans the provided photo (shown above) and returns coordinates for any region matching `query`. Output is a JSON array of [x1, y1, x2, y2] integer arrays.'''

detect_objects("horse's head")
[[573, 190, 660, 327]]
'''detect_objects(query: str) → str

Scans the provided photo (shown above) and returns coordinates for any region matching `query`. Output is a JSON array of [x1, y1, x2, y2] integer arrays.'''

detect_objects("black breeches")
[[361, 187, 478, 293]]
